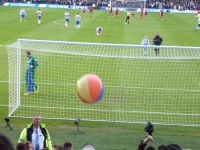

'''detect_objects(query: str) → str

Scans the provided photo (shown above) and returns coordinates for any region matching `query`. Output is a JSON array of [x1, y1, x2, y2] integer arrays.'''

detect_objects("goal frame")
[[7, 39, 200, 127]]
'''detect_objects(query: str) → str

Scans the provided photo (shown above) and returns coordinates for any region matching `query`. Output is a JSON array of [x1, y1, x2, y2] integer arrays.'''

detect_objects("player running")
[[20, 8, 26, 23], [75, 13, 81, 29], [64, 11, 70, 28], [24, 51, 39, 95], [36, 8, 42, 25]]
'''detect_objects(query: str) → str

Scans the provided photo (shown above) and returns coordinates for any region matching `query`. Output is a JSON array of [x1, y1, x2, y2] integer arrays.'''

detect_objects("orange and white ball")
[[77, 74, 104, 104]]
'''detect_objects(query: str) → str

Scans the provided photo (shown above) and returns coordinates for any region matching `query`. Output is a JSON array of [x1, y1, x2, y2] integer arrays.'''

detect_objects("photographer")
[[137, 122, 155, 150], [153, 33, 163, 56], [137, 135, 154, 150], [137, 121, 183, 150]]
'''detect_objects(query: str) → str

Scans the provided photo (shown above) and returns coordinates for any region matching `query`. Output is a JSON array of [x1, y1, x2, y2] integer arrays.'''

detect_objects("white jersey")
[[141, 38, 150, 45], [64, 12, 70, 20], [20, 9, 26, 16], [37, 10, 42, 17], [75, 14, 81, 22], [198, 17, 200, 24], [96, 27, 103, 34]]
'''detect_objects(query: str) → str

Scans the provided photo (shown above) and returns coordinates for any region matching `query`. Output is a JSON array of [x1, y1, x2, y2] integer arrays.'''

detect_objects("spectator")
[[138, 135, 183, 150], [81, 144, 96, 150], [153, 33, 163, 56], [16, 142, 27, 150], [137, 135, 154, 150], [26, 141, 34, 150], [158, 145, 168, 150], [63, 141, 73, 150], [146, 146, 156, 150], [53, 145, 63, 150], [16, 142, 34, 150], [0, 133, 15, 150], [165, 144, 182, 150], [18, 114, 52, 150], [158, 144, 182, 150]]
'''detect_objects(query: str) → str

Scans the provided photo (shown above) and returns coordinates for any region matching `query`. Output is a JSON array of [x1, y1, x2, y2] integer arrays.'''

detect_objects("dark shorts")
[[65, 19, 69, 23], [76, 21, 80, 25]]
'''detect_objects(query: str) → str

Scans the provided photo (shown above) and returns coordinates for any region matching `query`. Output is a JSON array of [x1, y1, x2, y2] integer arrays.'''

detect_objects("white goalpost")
[[7, 39, 200, 126]]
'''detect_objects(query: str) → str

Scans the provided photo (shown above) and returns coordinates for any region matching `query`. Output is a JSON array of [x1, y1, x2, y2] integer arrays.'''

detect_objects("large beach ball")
[[77, 74, 104, 104]]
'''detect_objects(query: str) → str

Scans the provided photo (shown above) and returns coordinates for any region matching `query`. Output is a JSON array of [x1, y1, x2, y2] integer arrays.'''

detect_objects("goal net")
[[7, 39, 200, 126]]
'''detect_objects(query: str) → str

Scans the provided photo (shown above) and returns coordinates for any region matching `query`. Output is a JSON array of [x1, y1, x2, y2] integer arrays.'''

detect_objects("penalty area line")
[[0, 45, 7, 47], [0, 80, 199, 92], [0, 81, 9, 83], [52, 21, 64, 26], [0, 104, 9, 107]]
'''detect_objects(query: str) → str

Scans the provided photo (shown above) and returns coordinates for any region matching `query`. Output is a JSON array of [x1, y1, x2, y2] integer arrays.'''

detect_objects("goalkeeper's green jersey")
[[27, 56, 38, 69], [26, 56, 38, 79]]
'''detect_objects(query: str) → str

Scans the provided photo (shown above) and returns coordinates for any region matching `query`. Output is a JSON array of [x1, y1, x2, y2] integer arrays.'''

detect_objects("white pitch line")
[[0, 81, 9, 83], [0, 45, 7, 47], [0, 104, 9, 107], [52, 20, 86, 28], [53, 20, 74, 26], [17, 105, 200, 117], [52, 21, 63, 26], [0, 80, 199, 92]]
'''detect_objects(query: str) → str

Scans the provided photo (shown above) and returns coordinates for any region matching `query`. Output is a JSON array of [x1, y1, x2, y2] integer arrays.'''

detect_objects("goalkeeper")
[[25, 50, 39, 95]]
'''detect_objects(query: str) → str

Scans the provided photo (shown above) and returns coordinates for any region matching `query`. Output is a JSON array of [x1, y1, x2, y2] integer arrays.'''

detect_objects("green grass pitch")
[[0, 6, 200, 150]]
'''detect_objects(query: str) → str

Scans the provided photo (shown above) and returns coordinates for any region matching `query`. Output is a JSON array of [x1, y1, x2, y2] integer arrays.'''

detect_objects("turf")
[[0, 6, 200, 150]]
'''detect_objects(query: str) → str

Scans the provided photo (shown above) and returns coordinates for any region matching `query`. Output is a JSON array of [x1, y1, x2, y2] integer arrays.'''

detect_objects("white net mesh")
[[7, 39, 200, 126]]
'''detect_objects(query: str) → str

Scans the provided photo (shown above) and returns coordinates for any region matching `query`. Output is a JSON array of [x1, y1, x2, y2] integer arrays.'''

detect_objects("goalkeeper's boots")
[[35, 86, 39, 93], [24, 92, 31, 96]]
